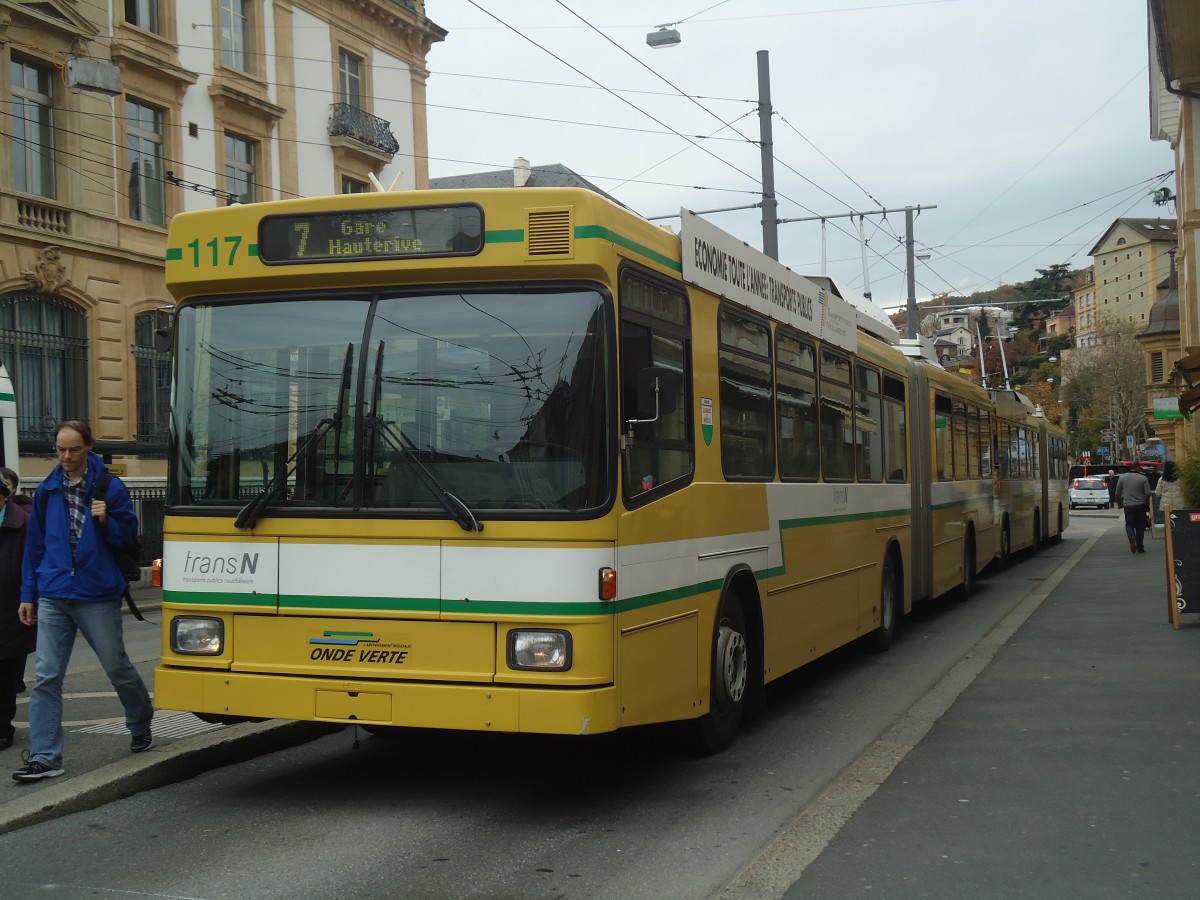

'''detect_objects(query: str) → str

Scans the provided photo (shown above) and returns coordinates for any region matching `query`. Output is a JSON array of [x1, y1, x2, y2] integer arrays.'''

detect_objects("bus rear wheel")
[[868, 553, 899, 652], [954, 533, 976, 602], [692, 598, 749, 754]]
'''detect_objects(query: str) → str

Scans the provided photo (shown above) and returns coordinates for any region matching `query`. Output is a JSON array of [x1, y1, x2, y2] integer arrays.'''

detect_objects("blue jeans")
[[27, 597, 154, 768], [1123, 505, 1149, 551]]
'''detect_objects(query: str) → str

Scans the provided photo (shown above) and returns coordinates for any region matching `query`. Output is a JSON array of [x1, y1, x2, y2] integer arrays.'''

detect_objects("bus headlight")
[[171, 617, 224, 655], [507, 630, 572, 671]]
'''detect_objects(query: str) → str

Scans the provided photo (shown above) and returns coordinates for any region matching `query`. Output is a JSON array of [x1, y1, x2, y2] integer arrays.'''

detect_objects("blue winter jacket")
[[21, 452, 139, 605]]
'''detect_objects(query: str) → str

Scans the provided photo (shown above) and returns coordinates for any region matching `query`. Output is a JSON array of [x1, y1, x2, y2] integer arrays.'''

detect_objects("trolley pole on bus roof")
[[776, 205, 935, 326]]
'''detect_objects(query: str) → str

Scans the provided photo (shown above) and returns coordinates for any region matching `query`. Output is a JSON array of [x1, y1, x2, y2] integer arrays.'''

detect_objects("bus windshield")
[[170, 287, 614, 518]]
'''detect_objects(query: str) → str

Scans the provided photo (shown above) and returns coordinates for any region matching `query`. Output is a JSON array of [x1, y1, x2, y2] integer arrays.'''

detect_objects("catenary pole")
[[758, 51, 778, 261]]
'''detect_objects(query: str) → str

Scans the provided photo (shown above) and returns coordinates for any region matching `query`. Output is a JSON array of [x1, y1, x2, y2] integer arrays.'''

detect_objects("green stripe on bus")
[[280, 595, 440, 613], [575, 225, 683, 272], [165, 247, 182, 261], [613, 576, 724, 614], [249, 244, 258, 257], [931, 496, 990, 512], [164, 589, 272, 607], [0, 391, 14, 403], [486, 229, 525, 243], [777, 507, 911, 530]]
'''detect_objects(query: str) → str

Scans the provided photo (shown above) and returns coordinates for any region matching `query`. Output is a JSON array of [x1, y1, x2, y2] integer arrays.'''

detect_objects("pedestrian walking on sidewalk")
[[0, 477, 33, 752], [1154, 460, 1184, 517], [12, 420, 154, 783], [1, 467, 32, 513], [1116, 461, 1153, 554]]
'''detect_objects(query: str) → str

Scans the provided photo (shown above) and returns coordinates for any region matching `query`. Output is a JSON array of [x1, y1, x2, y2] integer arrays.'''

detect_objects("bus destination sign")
[[258, 204, 484, 264]]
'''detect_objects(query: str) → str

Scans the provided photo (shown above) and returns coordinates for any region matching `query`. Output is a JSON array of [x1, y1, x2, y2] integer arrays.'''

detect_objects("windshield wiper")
[[367, 340, 483, 533], [234, 343, 353, 530], [368, 416, 484, 533]]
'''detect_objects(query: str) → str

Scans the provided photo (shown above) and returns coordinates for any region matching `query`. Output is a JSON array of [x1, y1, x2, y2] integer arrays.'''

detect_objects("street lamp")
[[647, 25, 682, 47]]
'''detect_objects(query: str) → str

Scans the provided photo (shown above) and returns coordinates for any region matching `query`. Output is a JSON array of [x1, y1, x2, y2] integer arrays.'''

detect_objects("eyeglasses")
[[54, 445, 86, 456]]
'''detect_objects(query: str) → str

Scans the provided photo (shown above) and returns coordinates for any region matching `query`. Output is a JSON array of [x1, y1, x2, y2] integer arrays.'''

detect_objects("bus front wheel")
[[692, 598, 749, 754]]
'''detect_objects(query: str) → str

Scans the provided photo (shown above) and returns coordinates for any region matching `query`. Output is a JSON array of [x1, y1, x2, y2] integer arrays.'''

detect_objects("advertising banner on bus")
[[679, 210, 857, 353]]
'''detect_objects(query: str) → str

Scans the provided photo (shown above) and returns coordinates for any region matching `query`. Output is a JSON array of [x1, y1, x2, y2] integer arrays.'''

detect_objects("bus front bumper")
[[154, 666, 622, 736]]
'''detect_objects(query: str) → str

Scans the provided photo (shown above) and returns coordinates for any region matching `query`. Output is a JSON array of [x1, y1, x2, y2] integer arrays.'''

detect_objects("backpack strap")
[[95, 471, 112, 502], [94, 471, 144, 621], [122, 585, 145, 622], [34, 478, 49, 528]]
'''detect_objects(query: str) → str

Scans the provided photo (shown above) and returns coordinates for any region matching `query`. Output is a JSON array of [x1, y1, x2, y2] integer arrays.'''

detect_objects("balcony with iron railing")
[[327, 103, 399, 156]]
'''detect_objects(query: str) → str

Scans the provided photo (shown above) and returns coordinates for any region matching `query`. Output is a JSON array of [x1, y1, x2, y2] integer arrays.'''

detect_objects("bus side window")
[[620, 273, 693, 502], [777, 330, 818, 481], [819, 348, 853, 482], [883, 374, 906, 483], [934, 392, 953, 481], [718, 307, 774, 480]]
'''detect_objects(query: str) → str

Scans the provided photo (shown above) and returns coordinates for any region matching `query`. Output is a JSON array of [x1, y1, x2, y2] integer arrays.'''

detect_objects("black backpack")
[[35, 471, 145, 621]]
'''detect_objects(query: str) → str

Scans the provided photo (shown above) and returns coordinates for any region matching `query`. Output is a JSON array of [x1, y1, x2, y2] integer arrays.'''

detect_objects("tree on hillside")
[[1022, 379, 1061, 424], [1059, 321, 1147, 459], [1024, 264, 1075, 301]]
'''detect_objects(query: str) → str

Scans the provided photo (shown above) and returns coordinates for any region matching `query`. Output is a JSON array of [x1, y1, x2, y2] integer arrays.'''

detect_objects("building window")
[[11, 58, 56, 199], [125, 0, 159, 33], [220, 0, 251, 71], [0, 293, 88, 440], [341, 175, 369, 194], [1152, 352, 1164, 383], [127, 100, 165, 226], [134, 310, 171, 443], [338, 49, 363, 107], [223, 133, 256, 203]]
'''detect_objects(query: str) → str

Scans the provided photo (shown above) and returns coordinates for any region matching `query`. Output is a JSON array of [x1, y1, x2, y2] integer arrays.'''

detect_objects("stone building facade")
[[1079, 218, 1177, 345], [1, 0, 444, 485]]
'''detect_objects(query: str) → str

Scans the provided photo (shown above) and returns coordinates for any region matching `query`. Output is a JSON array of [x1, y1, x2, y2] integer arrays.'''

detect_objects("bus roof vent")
[[527, 207, 573, 257]]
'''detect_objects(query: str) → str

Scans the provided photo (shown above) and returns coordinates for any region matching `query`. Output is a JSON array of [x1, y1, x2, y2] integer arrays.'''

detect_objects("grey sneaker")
[[130, 732, 155, 753], [13, 759, 64, 782]]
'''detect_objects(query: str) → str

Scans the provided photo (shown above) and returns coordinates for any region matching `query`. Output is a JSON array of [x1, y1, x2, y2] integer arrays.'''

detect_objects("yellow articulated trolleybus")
[[989, 388, 1070, 564], [156, 187, 1063, 752]]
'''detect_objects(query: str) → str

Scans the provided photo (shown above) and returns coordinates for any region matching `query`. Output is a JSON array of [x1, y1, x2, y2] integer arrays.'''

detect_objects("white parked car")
[[1069, 476, 1111, 509]]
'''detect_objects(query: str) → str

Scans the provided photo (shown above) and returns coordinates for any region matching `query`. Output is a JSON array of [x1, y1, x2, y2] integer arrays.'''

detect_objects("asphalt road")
[[0, 521, 1113, 899]]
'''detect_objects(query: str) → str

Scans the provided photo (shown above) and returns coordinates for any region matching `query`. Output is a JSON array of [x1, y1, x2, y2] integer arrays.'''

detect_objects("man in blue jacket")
[[12, 420, 154, 782]]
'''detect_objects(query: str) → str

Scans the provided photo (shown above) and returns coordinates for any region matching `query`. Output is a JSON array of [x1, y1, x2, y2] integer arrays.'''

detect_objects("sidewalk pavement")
[[769, 511, 1200, 898]]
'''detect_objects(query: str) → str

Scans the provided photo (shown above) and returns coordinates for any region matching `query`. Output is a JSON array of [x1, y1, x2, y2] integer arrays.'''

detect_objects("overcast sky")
[[422, 0, 1172, 311]]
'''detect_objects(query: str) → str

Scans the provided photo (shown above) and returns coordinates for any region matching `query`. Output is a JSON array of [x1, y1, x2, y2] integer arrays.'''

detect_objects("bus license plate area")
[[315, 689, 391, 722]]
